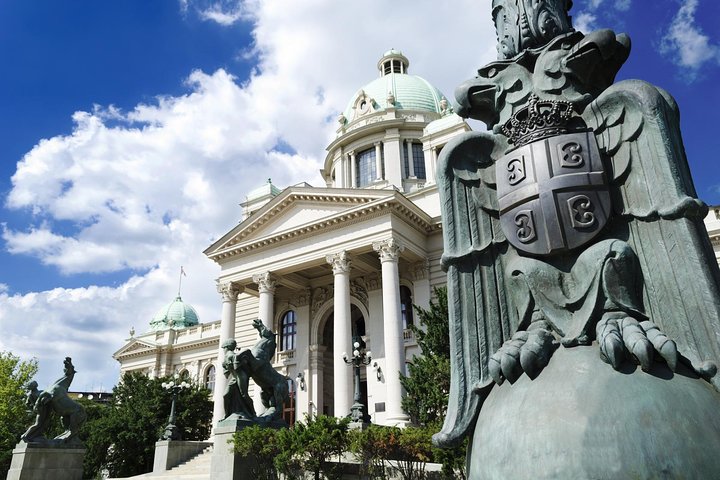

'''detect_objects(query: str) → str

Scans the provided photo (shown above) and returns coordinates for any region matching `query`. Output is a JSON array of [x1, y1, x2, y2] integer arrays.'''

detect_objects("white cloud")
[[574, 12, 598, 33], [659, 0, 720, 79], [573, 0, 632, 33], [2, 0, 496, 389], [185, 0, 247, 26]]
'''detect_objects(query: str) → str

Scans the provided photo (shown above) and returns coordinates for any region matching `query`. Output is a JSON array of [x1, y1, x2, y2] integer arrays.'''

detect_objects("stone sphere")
[[470, 345, 720, 479]]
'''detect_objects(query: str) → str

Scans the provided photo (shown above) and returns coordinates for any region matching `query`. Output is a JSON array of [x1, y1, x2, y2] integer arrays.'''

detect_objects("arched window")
[[205, 365, 216, 393], [356, 148, 377, 187], [400, 286, 414, 329], [281, 311, 297, 351]]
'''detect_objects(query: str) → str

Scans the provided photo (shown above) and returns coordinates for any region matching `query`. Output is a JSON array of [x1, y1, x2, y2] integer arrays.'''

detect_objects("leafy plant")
[[0, 352, 37, 477], [292, 414, 350, 480], [233, 425, 282, 480]]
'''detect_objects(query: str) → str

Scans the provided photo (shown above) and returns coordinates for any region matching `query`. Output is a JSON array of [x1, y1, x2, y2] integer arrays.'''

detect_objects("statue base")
[[152, 439, 213, 473], [6, 441, 85, 480], [210, 414, 287, 480], [470, 345, 720, 479]]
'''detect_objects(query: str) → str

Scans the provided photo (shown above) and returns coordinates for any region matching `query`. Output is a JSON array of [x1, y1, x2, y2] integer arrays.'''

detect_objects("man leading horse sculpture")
[[222, 319, 289, 423]]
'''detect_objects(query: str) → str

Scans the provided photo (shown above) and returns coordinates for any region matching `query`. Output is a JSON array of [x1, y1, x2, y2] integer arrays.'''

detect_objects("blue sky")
[[0, 0, 718, 390]]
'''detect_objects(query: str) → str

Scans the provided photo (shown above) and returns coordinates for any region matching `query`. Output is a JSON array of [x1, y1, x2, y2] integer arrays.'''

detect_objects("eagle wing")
[[433, 131, 519, 446], [583, 80, 720, 387]]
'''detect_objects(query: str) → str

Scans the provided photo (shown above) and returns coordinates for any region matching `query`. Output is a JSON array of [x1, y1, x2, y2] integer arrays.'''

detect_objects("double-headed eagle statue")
[[435, 1, 720, 478]]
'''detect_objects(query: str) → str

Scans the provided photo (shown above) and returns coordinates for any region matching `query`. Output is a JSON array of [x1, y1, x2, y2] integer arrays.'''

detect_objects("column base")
[[385, 413, 411, 428]]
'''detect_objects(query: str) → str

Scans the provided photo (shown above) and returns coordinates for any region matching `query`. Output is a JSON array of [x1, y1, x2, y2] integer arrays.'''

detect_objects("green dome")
[[342, 51, 448, 123], [150, 296, 200, 331]]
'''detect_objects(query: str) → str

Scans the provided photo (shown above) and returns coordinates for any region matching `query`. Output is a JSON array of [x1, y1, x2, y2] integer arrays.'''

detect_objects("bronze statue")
[[436, 1, 720, 477], [21, 357, 87, 445], [221, 320, 289, 423]]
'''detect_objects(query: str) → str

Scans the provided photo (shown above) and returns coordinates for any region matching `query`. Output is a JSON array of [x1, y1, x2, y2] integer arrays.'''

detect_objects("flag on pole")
[[181, 266, 187, 277]]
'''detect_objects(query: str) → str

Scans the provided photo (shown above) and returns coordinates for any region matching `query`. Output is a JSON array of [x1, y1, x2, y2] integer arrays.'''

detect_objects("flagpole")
[[178, 266, 185, 297]]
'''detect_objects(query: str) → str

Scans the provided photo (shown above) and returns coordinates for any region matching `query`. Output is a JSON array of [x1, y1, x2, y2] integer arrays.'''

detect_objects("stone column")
[[375, 142, 383, 180], [426, 146, 437, 184], [406, 140, 415, 177], [373, 238, 410, 425], [338, 155, 346, 188], [309, 344, 326, 418], [212, 281, 242, 431], [349, 151, 357, 188], [326, 251, 353, 418], [253, 272, 276, 331]]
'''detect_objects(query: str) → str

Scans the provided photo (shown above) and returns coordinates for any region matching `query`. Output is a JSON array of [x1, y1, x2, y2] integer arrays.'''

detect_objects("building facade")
[[114, 51, 720, 429], [115, 50, 469, 427]]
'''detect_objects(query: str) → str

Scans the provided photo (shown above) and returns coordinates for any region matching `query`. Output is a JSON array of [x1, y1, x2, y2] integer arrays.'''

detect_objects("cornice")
[[207, 193, 440, 262]]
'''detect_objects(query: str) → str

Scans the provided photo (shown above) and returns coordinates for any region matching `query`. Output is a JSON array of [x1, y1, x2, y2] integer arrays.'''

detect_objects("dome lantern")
[[377, 49, 410, 76]]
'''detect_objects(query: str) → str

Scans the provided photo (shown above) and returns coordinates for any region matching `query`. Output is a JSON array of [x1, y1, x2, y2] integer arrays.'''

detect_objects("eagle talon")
[[490, 327, 559, 384], [597, 314, 678, 372]]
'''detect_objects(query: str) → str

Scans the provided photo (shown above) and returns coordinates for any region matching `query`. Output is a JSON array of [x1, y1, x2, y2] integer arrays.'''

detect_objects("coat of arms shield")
[[497, 131, 611, 256]]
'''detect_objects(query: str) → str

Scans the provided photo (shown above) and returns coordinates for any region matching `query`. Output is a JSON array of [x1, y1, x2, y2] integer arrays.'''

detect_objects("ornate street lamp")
[[160, 374, 190, 440], [343, 336, 372, 424]]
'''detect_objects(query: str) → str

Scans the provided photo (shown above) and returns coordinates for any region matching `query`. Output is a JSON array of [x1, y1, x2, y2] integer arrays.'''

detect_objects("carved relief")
[[311, 286, 332, 318], [507, 157, 527, 185], [559, 142, 584, 168], [350, 279, 369, 310], [514, 210, 537, 243], [567, 195, 596, 228]]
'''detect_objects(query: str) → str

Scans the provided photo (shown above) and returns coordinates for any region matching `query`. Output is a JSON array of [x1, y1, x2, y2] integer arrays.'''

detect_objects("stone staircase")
[[113, 445, 213, 479]]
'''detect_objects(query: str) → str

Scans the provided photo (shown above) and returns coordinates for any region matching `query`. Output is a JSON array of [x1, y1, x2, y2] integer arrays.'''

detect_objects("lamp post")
[[160, 374, 190, 441], [342, 336, 372, 424]]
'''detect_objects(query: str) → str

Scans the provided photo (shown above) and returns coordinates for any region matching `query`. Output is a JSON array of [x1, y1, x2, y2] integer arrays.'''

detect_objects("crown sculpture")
[[434, 0, 720, 478]]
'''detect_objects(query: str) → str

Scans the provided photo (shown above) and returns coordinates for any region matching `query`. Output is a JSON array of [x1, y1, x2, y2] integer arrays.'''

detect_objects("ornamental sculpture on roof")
[[435, 0, 720, 477]]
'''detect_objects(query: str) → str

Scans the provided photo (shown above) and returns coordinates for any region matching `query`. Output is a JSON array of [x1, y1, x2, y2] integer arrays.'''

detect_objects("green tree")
[[85, 371, 212, 478], [400, 287, 451, 425], [400, 287, 467, 479], [0, 352, 37, 477]]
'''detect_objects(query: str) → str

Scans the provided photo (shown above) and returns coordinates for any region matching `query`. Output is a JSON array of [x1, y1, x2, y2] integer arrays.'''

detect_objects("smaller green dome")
[[150, 296, 200, 331]]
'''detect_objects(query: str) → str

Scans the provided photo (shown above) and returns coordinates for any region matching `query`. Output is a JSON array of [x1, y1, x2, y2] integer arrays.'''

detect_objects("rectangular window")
[[403, 142, 426, 179], [281, 311, 297, 351], [356, 148, 377, 187], [412, 143, 426, 179]]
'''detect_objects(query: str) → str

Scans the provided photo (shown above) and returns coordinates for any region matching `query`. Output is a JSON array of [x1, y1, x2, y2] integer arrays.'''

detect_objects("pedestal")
[[210, 414, 287, 480], [469, 346, 720, 479], [6, 442, 85, 480], [153, 440, 213, 472]]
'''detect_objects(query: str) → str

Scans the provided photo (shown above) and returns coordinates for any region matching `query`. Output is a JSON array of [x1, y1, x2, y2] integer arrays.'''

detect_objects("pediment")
[[113, 339, 157, 359], [205, 187, 395, 257], [205, 187, 438, 262]]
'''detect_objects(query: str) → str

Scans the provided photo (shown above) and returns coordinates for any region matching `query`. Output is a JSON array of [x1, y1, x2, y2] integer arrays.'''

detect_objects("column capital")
[[374, 141, 382, 147], [373, 238, 405, 263], [326, 251, 352, 274], [216, 281, 242, 302], [347, 150, 356, 158], [253, 272, 277, 294]]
